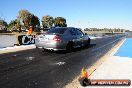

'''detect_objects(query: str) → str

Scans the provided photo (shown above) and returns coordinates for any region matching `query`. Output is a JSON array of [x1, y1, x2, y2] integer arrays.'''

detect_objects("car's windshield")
[[47, 28, 67, 34]]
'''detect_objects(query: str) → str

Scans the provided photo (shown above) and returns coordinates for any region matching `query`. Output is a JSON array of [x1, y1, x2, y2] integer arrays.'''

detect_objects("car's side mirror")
[[84, 33, 87, 35]]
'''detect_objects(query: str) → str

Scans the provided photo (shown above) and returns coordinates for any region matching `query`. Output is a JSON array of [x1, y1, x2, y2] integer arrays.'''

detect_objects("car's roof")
[[51, 27, 75, 29], [47, 27, 71, 34]]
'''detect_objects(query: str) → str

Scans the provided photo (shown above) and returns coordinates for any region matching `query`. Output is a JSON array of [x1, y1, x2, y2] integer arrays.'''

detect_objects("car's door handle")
[[73, 36, 77, 39], [75, 37, 78, 39]]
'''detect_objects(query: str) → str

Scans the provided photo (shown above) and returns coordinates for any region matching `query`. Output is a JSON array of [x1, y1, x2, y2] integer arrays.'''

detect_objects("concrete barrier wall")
[[0, 35, 17, 48], [0, 34, 36, 48]]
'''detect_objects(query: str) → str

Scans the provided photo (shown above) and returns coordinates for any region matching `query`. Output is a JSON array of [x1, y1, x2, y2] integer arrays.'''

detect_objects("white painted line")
[[0, 45, 35, 50], [25, 56, 35, 61], [0, 45, 36, 54], [55, 62, 65, 66], [89, 36, 102, 40]]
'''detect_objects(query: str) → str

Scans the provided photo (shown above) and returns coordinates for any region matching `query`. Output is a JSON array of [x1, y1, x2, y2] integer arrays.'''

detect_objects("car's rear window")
[[47, 28, 67, 34]]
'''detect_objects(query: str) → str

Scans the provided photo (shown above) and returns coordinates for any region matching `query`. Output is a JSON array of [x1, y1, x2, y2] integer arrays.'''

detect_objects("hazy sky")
[[0, 0, 132, 30]]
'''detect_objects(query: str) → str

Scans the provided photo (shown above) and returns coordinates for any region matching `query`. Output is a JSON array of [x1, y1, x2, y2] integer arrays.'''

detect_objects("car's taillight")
[[53, 36, 61, 41]]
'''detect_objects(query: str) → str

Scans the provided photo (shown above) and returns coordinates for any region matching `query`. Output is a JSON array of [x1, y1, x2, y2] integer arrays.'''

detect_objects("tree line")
[[0, 9, 67, 32]]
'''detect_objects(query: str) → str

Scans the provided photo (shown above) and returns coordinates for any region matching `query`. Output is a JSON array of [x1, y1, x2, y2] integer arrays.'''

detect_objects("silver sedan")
[[35, 27, 90, 52]]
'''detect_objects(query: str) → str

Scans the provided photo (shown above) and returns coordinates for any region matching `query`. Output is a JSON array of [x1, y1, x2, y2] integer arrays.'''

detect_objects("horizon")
[[0, 0, 132, 30]]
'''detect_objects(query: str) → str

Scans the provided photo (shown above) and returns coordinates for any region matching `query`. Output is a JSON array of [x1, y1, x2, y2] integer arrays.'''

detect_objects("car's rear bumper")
[[35, 41, 67, 51], [36, 47, 65, 51]]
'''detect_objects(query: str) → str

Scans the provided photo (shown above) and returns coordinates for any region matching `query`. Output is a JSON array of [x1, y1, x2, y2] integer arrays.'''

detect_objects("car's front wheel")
[[86, 38, 90, 46], [66, 42, 74, 52]]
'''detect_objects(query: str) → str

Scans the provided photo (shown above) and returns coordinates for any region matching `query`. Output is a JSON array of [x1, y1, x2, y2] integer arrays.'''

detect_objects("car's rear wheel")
[[66, 42, 74, 52]]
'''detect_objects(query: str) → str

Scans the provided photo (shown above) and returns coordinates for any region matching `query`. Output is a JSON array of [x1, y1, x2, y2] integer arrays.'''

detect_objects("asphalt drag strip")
[[0, 35, 125, 88]]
